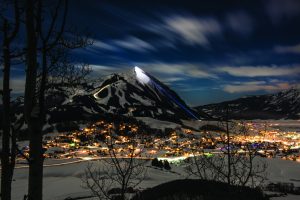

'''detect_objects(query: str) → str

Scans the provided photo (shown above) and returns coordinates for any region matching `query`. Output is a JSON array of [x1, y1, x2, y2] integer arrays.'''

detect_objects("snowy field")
[[137, 118, 300, 133], [9, 157, 300, 200], [4, 119, 300, 199]]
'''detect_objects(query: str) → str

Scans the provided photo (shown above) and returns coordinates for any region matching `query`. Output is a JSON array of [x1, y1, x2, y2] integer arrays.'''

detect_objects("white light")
[[134, 66, 150, 84], [93, 84, 110, 99], [157, 156, 187, 163], [81, 157, 94, 161]]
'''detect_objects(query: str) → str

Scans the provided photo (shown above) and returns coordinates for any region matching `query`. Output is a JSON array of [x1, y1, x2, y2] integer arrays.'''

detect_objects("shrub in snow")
[[163, 160, 171, 170]]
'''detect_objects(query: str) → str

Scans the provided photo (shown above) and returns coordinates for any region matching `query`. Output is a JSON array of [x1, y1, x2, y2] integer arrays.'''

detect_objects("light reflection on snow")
[[81, 157, 94, 161], [157, 156, 188, 163], [135, 66, 150, 84], [93, 84, 110, 99]]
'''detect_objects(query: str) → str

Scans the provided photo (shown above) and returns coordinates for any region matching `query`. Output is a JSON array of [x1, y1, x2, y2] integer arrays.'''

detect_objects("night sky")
[[7, 0, 300, 106]]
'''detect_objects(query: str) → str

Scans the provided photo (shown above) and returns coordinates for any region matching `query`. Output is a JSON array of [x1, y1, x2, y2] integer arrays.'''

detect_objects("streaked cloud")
[[162, 77, 187, 84], [217, 65, 300, 77], [90, 63, 217, 80], [92, 40, 118, 51], [90, 65, 126, 76], [179, 86, 220, 92], [138, 62, 218, 79], [164, 16, 222, 46], [144, 15, 222, 47], [223, 82, 293, 93], [269, 79, 282, 83], [231, 81, 267, 85], [113, 36, 155, 52], [274, 43, 300, 54], [86, 37, 155, 53]]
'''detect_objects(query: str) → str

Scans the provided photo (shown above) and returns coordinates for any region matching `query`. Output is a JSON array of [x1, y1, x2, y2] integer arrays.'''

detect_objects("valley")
[[13, 119, 300, 166]]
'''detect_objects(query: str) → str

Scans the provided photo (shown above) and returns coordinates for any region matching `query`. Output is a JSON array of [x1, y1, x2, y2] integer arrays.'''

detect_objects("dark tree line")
[[151, 158, 171, 170]]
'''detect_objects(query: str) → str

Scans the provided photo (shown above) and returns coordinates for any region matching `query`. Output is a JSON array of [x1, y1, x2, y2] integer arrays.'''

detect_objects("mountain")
[[90, 66, 208, 120], [195, 88, 300, 120], [6, 67, 208, 133]]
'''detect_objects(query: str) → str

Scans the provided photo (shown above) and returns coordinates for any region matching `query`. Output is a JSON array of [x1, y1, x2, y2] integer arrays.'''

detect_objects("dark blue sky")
[[6, 0, 300, 106]]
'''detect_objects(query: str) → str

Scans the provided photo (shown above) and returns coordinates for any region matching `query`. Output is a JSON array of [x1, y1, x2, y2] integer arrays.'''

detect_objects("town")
[[16, 119, 300, 165]]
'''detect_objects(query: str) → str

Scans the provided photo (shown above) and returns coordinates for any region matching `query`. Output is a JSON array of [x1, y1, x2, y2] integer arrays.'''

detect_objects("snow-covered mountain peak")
[[134, 66, 151, 85], [88, 66, 206, 120], [7, 66, 209, 134]]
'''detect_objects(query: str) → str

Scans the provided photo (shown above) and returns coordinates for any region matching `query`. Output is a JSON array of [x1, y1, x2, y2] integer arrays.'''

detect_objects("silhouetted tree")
[[23, 0, 91, 199], [0, 1, 21, 200], [24, 0, 41, 199], [151, 158, 159, 167], [163, 160, 171, 170], [158, 160, 164, 169]]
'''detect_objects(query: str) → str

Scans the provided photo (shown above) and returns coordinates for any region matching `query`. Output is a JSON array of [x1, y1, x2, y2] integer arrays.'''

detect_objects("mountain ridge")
[[4, 66, 208, 133], [195, 88, 300, 119]]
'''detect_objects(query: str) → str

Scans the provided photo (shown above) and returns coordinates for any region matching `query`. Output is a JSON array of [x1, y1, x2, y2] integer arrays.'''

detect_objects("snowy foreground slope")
[[11, 158, 300, 200]]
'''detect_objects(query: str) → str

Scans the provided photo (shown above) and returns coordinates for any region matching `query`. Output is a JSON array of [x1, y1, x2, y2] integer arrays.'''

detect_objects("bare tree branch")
[[82, 120, 147, 200]]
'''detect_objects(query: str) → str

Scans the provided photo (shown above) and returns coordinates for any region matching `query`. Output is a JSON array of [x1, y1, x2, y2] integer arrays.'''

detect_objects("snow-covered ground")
[[5, 119, 300, 199], [136, 117, 219, 132], [272, 195, 300, 200], [9, 157, 300, 200], [138, 118, 300, 133], [136, 117, 182, 130], [11, 159, 186, 200]]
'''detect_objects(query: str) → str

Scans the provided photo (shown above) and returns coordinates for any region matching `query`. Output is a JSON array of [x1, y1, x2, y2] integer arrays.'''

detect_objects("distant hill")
[[195, 88, 300, 120]]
